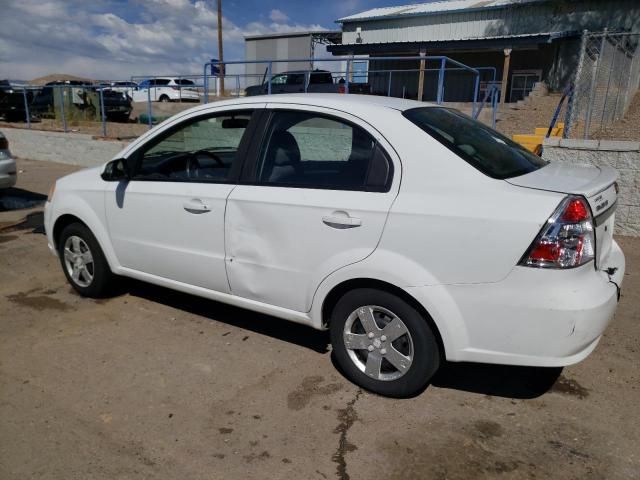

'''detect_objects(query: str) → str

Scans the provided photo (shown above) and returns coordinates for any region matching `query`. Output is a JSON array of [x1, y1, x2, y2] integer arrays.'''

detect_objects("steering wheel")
[[193, 149, 224, 166]]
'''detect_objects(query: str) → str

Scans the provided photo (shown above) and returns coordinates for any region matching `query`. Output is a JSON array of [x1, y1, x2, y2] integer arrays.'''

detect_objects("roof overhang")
[[327, 31, 579, 55], [244, 30, 342, 43], [337, 0, 549, 23]]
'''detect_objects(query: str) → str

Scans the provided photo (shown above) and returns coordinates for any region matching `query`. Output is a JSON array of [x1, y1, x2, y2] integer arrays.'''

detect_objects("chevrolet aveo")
[[45, 94, 625, 397]]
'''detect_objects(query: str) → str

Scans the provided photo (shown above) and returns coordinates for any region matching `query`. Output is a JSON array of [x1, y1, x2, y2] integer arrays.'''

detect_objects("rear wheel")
[[159, 95, 170, 103], [330, 288, 440, 398], [58, 223, 115, 297]]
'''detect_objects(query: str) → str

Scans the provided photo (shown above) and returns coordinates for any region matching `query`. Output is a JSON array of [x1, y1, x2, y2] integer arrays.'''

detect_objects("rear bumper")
[[407, 240, 625, 367]]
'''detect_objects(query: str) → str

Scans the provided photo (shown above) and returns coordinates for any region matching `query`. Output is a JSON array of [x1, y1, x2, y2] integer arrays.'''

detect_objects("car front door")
[[225, 106, 400, 312], [104, 107, 263, 292]]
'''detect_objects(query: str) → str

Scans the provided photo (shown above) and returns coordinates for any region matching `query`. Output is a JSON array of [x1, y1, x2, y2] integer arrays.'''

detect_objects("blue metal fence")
[[1, 56, 500, 136], [202, 56, 488, 115]]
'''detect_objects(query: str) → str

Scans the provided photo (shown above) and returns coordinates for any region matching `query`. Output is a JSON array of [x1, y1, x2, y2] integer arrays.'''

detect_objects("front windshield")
[[403, 107, 548, 179]]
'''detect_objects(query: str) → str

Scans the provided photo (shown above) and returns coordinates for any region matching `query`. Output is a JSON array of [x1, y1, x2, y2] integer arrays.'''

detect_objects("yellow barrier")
[[513, 123, 564, 154]]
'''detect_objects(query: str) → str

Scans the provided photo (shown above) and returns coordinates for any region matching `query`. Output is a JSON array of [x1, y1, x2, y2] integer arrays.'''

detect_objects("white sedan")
[[44, 94, 625, 397]]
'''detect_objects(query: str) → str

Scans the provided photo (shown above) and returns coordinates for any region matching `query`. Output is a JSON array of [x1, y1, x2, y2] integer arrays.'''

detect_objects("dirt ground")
[[1, 158, 639, 480]]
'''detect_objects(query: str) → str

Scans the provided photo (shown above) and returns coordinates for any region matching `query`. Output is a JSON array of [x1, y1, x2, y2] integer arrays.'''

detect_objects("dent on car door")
[[104, 108, 262, 292], [225, 108, 399, 312]]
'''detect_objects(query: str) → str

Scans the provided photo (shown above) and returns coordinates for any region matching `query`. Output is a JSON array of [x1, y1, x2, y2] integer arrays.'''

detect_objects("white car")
[[0, 131, 17, 189], [131, 78, 200, 103], [44, 94, 625, 397]]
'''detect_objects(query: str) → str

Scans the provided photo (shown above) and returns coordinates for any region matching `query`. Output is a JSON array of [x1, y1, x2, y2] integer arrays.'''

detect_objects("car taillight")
[[520, 195, 595, 269], [338, 85, 346, 94]]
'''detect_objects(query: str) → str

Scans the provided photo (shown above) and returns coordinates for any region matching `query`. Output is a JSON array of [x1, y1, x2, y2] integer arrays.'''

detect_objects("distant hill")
[[29, 74, 94, 86]]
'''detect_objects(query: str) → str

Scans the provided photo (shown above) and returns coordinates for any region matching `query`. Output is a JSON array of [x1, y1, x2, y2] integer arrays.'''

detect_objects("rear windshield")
[[403, 107, 548, 179]]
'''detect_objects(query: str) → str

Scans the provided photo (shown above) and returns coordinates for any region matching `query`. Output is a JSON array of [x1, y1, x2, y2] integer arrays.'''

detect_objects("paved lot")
[[1, 158, 639, 480]]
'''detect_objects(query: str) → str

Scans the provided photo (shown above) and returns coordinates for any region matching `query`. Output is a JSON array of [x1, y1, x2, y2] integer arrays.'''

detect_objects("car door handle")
[[183, 198, 211, 213], [322, 213, 362, 229]]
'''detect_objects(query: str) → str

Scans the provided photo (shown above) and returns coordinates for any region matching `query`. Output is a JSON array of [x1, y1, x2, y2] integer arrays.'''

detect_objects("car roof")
[[192, 93, 435, 114]]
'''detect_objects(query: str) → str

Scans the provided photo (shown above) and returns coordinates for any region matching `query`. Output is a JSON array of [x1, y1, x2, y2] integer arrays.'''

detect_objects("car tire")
[[330, 288, 441, 398], [159, 95, 170, 103], [58, 223, 116, 298]]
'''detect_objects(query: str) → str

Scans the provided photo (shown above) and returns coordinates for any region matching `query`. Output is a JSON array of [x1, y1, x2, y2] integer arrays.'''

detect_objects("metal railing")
[[565, 30, 640, 138], [203, 56, 486, 116]]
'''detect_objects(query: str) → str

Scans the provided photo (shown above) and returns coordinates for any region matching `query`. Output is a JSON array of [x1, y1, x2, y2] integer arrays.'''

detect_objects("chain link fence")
[[566, 30, 640, 139]]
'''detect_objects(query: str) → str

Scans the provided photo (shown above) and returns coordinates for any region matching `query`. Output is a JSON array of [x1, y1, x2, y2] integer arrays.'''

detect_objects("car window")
[[174, 79, 195, 85], [133, 110, 253, 182], [288, 74, 305, 85], [403, 107, 548, 179], [309, 72, 333, 84], [151, 79, 170, 86], [256, 111, 392, 191], [271, 75, 287, 85]]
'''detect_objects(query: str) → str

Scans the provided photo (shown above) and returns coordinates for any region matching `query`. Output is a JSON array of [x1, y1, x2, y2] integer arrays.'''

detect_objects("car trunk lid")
[[506, 163, 618, 267]]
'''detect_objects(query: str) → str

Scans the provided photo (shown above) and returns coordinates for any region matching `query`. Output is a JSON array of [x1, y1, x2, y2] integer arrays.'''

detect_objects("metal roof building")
[[328, 0, 640, 102]]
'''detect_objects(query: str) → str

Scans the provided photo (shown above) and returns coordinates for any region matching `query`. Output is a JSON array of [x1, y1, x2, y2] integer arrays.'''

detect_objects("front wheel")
[[58, 223, 116, 297], [330, 288, 440, 398]]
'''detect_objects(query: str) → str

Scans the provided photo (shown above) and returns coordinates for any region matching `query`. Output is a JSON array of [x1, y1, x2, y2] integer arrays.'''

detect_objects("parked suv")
[[132, 78, 200, 103], [44, 94, 625, 397], [0, 80, 35, 122], [244, 69, 370, 96]]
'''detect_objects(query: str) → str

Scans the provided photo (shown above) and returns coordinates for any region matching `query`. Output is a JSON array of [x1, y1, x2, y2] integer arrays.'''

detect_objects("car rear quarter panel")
[[365, 114, 566, 286]]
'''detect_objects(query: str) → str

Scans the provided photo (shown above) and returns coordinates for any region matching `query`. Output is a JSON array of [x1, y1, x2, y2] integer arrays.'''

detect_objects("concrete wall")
[[3, 128, 130, 168], [542, 138, 640, 236]]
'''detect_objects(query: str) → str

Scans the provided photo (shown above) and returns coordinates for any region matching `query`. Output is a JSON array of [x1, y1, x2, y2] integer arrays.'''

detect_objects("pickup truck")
[[244, 69, 370, 96]]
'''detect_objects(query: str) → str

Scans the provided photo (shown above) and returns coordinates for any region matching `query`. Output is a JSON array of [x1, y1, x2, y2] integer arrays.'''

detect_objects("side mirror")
[[101, 158, 130, 181]]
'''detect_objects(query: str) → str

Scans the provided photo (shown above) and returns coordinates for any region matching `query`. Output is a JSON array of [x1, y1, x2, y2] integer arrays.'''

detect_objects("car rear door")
[[104, 106, 264, 292], [225, 105, 400, 312]]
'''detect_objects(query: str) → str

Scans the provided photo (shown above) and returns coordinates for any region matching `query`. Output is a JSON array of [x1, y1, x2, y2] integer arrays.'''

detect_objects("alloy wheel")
[[63, 235, 94, 288], [343, 305, 414, 381]]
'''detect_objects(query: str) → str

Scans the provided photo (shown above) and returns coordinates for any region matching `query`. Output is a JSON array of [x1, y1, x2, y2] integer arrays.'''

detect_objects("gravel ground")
[[0, 158, 639, 480]]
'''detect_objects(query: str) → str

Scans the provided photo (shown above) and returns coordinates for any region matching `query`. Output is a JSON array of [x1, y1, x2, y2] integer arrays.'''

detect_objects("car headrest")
[[270, 131, 301, 166]]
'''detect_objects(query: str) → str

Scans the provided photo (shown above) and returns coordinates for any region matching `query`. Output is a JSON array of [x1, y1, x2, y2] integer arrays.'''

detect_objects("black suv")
[[0, 80, 36, 121], [244, 69, 370, 96]]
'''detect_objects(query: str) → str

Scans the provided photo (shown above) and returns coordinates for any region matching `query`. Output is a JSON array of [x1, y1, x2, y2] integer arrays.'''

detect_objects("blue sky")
[[0, 0, 411, 80]]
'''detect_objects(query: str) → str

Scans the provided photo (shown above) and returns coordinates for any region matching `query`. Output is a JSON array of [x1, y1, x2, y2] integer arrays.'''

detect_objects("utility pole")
[[217, 0, 224, 96]]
